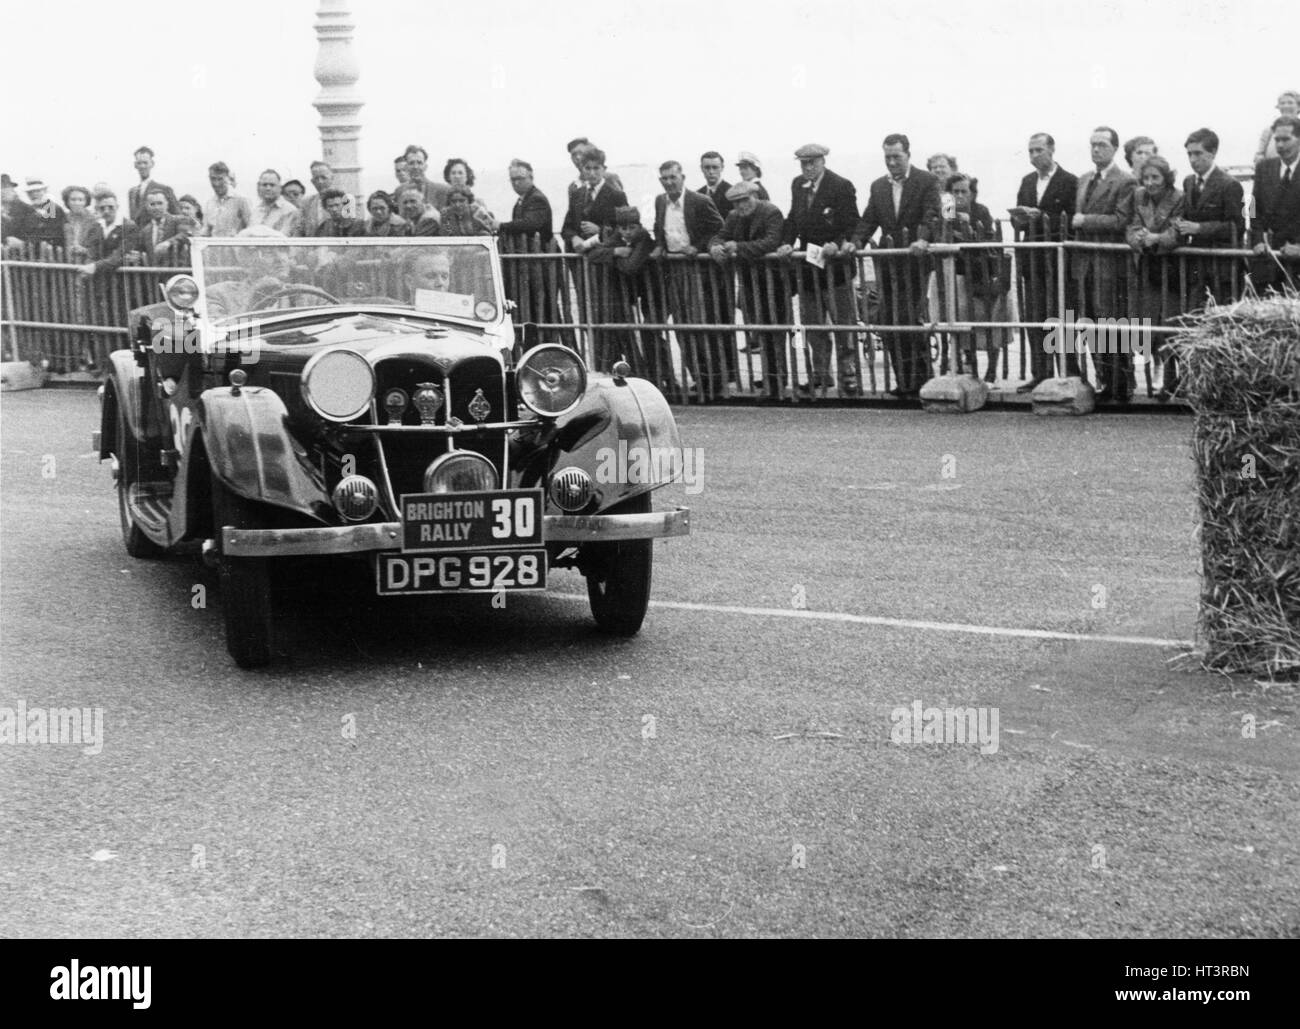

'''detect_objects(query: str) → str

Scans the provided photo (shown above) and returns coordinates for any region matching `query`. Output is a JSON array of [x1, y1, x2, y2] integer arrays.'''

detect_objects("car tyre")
[[212, 473, 273, 668], [585, 491, 653, 636], [115, 399, 164, 559]]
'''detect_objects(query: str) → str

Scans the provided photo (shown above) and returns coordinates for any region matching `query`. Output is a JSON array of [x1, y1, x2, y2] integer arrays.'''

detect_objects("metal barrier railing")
[[0, 232, 1272, 400]]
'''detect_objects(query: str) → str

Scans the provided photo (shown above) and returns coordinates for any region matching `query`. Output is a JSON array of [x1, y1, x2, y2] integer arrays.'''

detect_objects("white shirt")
[[1281, 157, 1299, 181], [662, 193, 690, 252], [1035, 165, 1057, 203], [890, 168, 909, 214]]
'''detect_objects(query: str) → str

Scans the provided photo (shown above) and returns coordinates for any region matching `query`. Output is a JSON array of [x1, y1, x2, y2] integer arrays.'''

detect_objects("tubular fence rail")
[[1, 224, 1274, 403]]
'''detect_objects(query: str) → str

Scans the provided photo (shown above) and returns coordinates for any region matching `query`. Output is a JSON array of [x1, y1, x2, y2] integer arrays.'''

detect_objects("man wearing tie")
[[1250, 115, 1300, 290], [1174, 128, 1244, 307], [1009, 133, 1078, 389], [1071, 126, 1136, 403], [850, 134, 942, 398], [128, 146, 178, 224], [139, 189, 180, 264], [698, 152, 734, 220]]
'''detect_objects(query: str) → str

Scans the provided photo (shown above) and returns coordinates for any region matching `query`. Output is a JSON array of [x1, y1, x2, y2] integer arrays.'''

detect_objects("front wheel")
[[115, 400, 164, 559], [212, 473, 273, 668], [585, 492, 653, 636]]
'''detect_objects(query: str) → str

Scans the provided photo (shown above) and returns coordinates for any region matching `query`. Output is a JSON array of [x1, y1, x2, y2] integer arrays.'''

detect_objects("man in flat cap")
[[850, 133, 943, 398], [777, 144, 861, 397], [589, 206, 657, 382], [711, 180, 789, 398], [652, 160, 731, 399]]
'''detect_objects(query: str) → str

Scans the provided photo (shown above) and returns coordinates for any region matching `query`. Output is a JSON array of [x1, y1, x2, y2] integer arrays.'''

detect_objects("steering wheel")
[[250, 283, 341, 310]]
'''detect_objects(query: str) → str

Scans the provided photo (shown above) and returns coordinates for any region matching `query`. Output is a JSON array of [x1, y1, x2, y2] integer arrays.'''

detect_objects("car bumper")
[[221, 507, 690, 557]]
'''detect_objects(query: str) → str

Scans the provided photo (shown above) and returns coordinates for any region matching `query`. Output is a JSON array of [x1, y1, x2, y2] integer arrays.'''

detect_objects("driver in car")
[[402, 249, 452, 300], [203, 225, 296, 319]]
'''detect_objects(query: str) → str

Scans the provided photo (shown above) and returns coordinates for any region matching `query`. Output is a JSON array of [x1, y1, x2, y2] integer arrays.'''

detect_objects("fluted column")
[[313, 0, 363, 196]]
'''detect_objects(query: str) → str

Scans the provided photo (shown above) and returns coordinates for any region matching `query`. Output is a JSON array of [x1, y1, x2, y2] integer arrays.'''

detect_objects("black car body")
[[96, 236, 689, 666]]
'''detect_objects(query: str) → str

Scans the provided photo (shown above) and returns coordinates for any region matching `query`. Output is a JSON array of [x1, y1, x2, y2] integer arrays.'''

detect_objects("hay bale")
[[1170, 293, 1300, 679]]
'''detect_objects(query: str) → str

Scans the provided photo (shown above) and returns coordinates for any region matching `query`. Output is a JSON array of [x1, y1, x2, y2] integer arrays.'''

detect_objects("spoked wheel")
[[212, 473, 273, 668], [585, 491, 653, 636], [115, 401, 164, 558]]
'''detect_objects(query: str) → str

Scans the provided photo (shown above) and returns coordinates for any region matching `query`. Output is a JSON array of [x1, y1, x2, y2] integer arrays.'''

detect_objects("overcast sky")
[[1, 0, 1278, 220]]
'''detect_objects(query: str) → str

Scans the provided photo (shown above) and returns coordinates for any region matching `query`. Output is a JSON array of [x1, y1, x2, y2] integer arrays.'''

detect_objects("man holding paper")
[[777, 144, 860, 397]]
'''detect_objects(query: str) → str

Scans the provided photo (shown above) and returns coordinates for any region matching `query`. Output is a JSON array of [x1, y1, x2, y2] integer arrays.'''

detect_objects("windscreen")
[[193, 238, 502, 325]]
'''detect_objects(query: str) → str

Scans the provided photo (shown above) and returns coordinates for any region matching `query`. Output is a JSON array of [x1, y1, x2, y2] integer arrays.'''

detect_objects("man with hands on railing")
[[76, 191, 144, 278], [847, 134, 942, 399], [710, 180, 788, 398], [777, 143, 861, 397]]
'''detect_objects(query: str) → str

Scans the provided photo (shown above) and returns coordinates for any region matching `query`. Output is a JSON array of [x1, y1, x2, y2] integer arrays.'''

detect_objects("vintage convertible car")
[[95, 236, 689, 667]]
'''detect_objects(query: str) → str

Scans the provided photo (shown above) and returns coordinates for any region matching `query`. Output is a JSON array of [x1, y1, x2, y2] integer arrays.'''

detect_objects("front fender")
[[554, 375, 684, 510], [100, 349, 147, 460], [197, 385, 330, 522]]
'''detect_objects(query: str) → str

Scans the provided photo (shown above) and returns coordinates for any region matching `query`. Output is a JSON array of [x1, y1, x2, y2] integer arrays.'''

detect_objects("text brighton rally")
[[404, 499, 486, 521]]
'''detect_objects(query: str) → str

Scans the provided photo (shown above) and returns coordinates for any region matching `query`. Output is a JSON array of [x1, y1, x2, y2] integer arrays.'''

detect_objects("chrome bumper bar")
[[221, 507, 690, 557]]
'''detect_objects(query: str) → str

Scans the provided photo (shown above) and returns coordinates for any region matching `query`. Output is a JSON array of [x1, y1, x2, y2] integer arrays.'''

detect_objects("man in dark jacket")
[[1175, 127, 1244, 307], [1249, 115, 1300, 291], [778, 143, 860, 396], [589, 206, 656, 380], [1008, 132, 1079, 387], [652, 160, 728, 398], [850, 134, 941, 397], [711, 181, 788, 397]]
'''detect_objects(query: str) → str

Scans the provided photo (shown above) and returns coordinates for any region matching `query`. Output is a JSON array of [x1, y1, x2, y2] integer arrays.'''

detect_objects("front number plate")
[[375, 549, 548, 596], [400, 488, 544, 552]]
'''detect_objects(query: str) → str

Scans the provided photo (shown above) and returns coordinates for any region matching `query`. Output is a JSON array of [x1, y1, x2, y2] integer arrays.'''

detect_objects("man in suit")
[[498, 159, 559, 334], [1249, 114, 1300, 290], [1175, 127, 1245, 306], [711, 181, 789, 397], [1071, 126, 1136, 402], [849, 134, 942, 398], [1009, 132, 1079, 388], [563, 147, 628, 371], [403, 145, 451, 213], [296, 161, 357, 236], [774, 144, 861, 397], [651, 160, 727, 398], [565, 138, 624, 215], [76, 191, 144, 276], [128, 146, 179, 224], [499, 159, 554, 244], [138, 189, 181, 262], [698, 151, 733, 220], [562, 147, 627, 253], [395, 185, 442, 235]]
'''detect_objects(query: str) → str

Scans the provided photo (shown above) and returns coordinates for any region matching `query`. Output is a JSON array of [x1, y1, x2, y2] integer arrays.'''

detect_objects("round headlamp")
[[163, 274, 199, 312], [423, 451, 499, 494], [516, 344, 587, 418], [301, 348, 375, 423]]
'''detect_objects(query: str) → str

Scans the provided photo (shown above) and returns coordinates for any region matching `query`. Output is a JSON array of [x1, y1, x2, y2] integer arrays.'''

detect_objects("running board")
[[128, 482, 174, 539]]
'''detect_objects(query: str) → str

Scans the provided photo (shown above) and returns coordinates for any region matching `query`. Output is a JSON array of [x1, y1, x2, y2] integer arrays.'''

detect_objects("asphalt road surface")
[[1, 390, 1296, 938]]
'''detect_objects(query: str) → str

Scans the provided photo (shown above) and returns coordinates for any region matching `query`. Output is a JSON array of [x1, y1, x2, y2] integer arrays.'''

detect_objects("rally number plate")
[[400, 489, 544, 552], [375, 549, 548, 596]]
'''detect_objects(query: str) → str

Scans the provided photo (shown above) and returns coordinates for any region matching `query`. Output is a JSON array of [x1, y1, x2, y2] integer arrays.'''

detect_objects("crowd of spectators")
[[3, 90, 1298, 401]]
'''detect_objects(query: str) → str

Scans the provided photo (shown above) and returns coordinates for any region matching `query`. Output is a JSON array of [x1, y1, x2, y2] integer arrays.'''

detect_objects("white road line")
[[549, 592, 1192, 648]]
